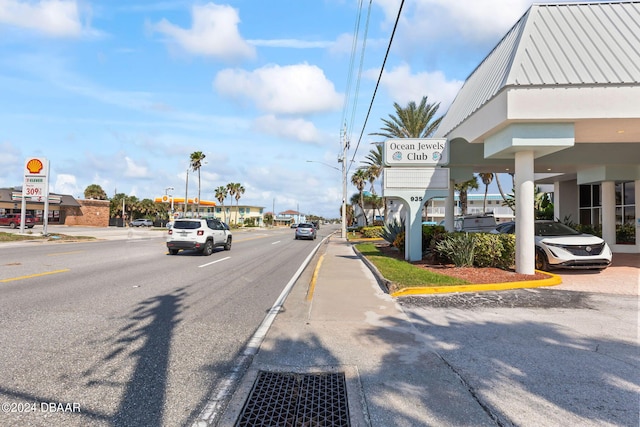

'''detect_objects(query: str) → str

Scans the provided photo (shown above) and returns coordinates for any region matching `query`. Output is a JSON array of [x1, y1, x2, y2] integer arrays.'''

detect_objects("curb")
[[352, 244, 562, 296]]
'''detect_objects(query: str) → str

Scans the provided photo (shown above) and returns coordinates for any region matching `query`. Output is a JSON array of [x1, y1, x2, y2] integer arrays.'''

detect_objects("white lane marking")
[[272, 240, 281, 245], [198, 256, 230, 268]]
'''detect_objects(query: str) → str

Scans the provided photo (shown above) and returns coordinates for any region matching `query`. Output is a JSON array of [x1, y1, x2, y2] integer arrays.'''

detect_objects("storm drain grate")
[[235, 370, 351, 427]]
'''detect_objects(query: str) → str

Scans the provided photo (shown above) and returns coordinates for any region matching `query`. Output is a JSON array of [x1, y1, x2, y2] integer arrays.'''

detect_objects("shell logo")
[[161, 195, 169, 202], [194, 197, 199, 203], [26, 158, 44, 174]]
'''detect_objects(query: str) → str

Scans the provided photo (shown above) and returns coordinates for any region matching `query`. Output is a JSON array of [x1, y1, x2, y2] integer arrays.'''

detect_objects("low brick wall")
[[63, 199, 110, 227]]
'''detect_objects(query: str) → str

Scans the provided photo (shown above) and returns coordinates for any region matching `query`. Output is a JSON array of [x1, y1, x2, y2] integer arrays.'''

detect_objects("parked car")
[[129, 219, 153, 227], [0, 213, 35, 229], [290, 223, 298, 228], [454, 214, 497, 232], [492, 220, 612, 271], [166, 218, 232, 255], [295, 223, 317, 240]]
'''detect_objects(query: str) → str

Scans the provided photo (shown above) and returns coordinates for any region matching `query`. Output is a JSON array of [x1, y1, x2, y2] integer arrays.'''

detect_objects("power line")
[[348, 0, 405, 170]]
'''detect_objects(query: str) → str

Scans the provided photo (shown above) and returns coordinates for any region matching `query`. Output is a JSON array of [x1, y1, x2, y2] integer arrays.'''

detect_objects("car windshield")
[[298, 224, 313, 229], [173, 221, 202, 230], [535, 222, 581, 236]]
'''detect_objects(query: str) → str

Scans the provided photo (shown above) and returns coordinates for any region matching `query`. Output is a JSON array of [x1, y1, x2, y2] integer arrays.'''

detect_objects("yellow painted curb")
[[390, 270, 562, 297]]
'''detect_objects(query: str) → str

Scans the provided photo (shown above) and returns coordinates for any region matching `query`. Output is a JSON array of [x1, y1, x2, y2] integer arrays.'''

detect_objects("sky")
[[0, 0, 576, 219]]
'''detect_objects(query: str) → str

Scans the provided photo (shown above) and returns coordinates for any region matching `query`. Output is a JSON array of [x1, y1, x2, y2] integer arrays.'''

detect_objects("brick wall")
[[63, 199, 110, 226]]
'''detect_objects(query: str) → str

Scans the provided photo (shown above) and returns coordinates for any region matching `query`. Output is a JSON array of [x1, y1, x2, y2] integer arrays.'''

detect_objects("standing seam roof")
[[436, 1, 640, 138]]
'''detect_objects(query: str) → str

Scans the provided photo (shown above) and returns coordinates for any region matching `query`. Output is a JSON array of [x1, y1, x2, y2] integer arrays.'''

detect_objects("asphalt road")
[[0, 225, 333, 427]]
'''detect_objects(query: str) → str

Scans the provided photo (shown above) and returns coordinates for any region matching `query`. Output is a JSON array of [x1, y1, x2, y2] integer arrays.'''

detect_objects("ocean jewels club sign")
[[383, 138, 449, 167]]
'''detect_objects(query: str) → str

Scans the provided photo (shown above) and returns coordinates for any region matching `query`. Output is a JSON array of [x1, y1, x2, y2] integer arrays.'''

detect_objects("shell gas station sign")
[[23, 157, 50, 201]]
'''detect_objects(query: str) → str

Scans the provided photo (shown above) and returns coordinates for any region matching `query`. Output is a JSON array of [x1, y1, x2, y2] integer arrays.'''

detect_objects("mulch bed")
[[375, 243, 549, 284]]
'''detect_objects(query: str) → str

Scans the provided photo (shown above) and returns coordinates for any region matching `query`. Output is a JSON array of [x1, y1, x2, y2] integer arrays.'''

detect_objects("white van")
[[454, 214, 497, 232]]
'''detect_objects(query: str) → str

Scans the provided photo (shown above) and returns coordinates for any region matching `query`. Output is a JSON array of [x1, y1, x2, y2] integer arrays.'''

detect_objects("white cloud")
[[123, 156, 149, 178], [151, 2, 256, 61], [253, 115, 324, 145], [248, 39, 332, 49], [53, 173, 81, 196], [0, 0, 93, 37], [371, 63, 463, 111], [214, 63, 343, 115]]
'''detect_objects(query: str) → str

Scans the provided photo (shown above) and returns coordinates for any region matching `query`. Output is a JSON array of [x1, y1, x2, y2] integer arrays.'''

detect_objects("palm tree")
[[478, 173, 494, 213], [234, 184, 245, 224], [351, 169, 368, 226], [190, 151, 206, 216], [370, 96, 442, 140], [455, 176, 479, 216], [214, 186, 228, 223], [84, 184, 107, 200], [226, 183, 238, 225], [361, 143, 385, 223]]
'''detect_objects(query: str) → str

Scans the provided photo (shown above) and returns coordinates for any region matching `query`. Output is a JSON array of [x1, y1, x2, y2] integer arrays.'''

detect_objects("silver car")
[[294, 223, 317, 240]]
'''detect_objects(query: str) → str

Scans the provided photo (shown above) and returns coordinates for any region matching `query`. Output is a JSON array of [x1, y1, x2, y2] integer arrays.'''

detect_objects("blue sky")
[[0, 0, 570, 218]]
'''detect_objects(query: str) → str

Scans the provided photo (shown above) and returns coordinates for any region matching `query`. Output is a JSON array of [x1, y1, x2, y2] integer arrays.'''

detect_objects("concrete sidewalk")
[[219, 237, 497, 426]]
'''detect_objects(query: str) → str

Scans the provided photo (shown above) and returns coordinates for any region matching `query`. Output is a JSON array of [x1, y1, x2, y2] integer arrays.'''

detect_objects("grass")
[[355, 242, 470, 288], [0, 232, 95, 242]]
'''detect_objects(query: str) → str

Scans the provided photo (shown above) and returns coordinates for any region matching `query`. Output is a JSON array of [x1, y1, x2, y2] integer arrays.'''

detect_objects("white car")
[[492, 220, 612, 271], [166, 218, 232, 256]]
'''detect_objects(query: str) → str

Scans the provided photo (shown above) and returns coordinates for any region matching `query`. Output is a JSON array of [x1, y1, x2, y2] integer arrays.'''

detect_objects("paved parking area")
[[554, 253, 639, 296]]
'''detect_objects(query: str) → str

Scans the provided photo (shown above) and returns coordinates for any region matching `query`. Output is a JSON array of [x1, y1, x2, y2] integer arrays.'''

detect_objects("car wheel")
[[202, 240, 214, 256], [168, 249, 179, 255], [224, 237, 232, 251], [535, 248, 549, 271], [9, 222, 17, 229]]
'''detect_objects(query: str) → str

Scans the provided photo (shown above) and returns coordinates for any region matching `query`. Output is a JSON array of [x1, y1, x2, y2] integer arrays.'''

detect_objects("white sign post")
[[22, 157, 50, 234], [383, 139, 450, 262]]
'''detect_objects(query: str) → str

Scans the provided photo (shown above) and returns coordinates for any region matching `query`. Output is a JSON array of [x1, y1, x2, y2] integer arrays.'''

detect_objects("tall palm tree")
[[190, 151, 206, 216], [234, 184, 245, 224], [351, 169, 368, 226], [455, 176, 479, 216], [370, 96, 442, 140], [226, 183, 237, 224], [478, 173, 494, 213], [214, 186, 228, 223], [361, 144, 384, 221]]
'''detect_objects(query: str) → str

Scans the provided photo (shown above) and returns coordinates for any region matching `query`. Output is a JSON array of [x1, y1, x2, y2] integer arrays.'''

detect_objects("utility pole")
[[340, 127, 348, 239]]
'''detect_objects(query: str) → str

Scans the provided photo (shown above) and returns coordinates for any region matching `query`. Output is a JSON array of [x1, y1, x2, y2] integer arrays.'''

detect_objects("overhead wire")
[[348, 0, 405, 172], [339, 0, 364, 138]]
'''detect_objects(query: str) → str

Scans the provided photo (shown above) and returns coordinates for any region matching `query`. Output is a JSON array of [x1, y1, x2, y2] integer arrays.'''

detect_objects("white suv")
[[166, 218, 232, 255]]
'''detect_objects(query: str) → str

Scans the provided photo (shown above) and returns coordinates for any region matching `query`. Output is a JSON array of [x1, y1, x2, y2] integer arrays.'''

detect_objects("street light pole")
[[184, 167, 189, 216], [165, 186, 174, 218]]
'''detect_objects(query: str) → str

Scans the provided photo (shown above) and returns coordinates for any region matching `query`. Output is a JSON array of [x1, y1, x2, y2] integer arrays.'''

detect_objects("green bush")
[[472, 233, 515, 269], [381, 219, 404, 246], [361, 226, 383, 238], [434, 232, 515, 269], [435, 233, 475, 267]]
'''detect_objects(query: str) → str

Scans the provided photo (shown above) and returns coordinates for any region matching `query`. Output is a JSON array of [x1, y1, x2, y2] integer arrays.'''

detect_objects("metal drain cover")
[[235, 370, 351, 427]]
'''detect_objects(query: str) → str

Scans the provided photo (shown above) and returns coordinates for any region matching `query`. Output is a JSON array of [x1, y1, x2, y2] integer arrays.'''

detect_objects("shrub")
[[422, 225, 446, 253], [435, 233, 475, 267], [361, 226, 383, 238], [472, 233, 515, 269], [381, 219, 404, 246], [393, 231, 405, 252]]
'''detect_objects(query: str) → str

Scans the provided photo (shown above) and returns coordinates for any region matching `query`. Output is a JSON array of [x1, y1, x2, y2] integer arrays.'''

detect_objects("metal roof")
[[436, 1, 640, 138]]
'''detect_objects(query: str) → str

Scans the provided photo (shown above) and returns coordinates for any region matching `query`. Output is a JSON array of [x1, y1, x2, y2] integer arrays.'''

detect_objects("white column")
[[444, 179, 455, 232], [553, 181, 561, 222], [601, 181, 616, 247], [515, 151, 535, 274]]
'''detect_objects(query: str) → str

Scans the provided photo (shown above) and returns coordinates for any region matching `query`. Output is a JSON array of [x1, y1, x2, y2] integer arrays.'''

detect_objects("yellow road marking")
[[306, 254, 324, 301], [0, 269, 70, 283], [47, 251, 84, 256]]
